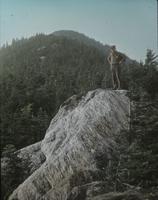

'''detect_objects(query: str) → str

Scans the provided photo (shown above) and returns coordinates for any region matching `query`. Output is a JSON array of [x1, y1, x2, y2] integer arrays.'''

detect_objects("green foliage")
[[122, 50, 158, 98], [127, 100, 158, 188], [1, 145, 23, 200], [145, 49, 158, 66], [109, 97, 158, 192]]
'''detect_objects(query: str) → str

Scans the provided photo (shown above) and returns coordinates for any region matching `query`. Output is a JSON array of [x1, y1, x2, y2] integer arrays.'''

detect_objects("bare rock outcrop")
[[16, 142, 46, 176], [9, 89, 130, 200]]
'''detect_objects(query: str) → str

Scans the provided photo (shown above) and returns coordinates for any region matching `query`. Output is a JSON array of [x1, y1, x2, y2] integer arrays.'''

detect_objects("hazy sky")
[[0, 0, 157, 61]]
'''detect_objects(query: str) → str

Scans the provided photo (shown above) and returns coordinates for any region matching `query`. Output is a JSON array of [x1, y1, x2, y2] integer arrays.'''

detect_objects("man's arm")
[[118, 53, 125, 64]]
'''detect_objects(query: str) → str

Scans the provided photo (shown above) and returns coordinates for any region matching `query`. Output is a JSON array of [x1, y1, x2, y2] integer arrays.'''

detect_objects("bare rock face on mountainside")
[[9, 89, 131, 200]]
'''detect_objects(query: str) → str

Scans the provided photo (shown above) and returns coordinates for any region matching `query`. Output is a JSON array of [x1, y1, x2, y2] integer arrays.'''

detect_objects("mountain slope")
[[0, 30, 136, 155], [1, 31, 122, 151], [52, 30, 110, 53]]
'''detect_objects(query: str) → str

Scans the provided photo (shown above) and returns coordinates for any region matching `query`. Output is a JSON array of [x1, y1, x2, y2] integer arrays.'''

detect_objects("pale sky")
[[0, 0, 157, 61]]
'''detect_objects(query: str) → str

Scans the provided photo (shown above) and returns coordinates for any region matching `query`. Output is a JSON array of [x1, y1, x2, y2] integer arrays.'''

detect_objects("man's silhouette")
[[107, 45, 125, 90]]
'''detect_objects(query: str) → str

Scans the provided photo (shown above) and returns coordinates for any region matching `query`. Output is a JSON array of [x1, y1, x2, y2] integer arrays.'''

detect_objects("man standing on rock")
[[107, 45, 125, 90]]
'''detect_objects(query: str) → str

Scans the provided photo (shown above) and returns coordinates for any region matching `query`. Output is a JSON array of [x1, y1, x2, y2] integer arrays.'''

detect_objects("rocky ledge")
[[9, 89, 130, 200]]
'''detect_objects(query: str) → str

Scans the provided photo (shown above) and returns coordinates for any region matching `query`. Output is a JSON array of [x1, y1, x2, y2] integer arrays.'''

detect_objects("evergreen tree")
[[1, 145, 22, 200], [145, 49, 158, 67]]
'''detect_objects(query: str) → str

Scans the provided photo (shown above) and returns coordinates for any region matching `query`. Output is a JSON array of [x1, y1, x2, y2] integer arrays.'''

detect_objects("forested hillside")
[[0, 31, 157, 152]]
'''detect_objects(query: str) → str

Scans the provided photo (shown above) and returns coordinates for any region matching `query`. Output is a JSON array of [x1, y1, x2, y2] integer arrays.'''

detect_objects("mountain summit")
[[52, 30, 110, 53]]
